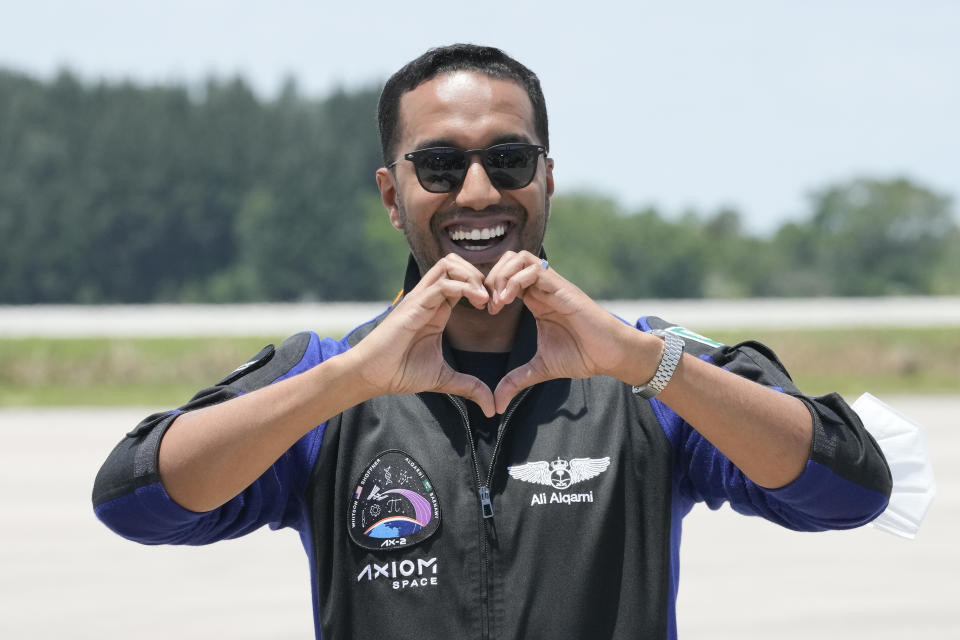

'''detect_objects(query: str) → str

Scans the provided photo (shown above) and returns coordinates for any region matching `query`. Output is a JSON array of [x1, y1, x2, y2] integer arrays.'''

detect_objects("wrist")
[[631, 330, 685, 399], [317, 347, 383, 407], [606, 323, 667, 386]]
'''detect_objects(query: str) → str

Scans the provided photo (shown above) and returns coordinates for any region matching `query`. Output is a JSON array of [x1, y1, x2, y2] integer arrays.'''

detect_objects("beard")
[[395, 194, 550, 279]]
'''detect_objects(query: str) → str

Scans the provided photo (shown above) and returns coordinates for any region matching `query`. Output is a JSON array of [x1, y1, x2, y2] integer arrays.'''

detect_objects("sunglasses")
[[389, 143, 547, 193]]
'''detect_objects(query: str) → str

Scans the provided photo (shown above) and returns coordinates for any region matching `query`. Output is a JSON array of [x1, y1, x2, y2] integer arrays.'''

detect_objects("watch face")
[[348, 450, 441, 551]]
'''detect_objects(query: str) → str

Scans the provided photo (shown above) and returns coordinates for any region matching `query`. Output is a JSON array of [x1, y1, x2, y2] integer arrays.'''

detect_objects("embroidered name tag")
[[508, 456, 611, 508], [348, 450, 441, 551]]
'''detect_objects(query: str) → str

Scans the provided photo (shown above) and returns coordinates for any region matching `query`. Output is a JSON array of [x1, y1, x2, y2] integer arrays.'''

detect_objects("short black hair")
[[378, 44, 549, 165]]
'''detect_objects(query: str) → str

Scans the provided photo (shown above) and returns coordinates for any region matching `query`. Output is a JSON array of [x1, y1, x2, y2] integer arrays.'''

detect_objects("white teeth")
[[448, 224, 506, 242]]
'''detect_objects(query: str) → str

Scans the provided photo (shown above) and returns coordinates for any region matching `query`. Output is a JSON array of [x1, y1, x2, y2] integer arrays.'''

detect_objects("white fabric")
[[851, 393, 936, 539]]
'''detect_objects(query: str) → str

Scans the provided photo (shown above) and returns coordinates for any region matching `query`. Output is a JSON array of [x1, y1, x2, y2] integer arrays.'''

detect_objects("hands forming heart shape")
[[350, 250, 659, 417]]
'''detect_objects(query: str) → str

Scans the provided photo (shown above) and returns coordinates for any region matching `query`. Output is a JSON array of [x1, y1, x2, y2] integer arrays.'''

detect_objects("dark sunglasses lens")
[[413, 149, 467, 193], [484, 145, 539, 189]]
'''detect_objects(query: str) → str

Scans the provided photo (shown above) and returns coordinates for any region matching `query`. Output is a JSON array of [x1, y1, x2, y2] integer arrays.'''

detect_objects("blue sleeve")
[[91, 331, 347, 544], [641, 316, 892, 532]]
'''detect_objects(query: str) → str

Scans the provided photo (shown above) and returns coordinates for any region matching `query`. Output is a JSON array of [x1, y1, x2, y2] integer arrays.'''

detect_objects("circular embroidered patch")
[[348, 450, 441, 551]]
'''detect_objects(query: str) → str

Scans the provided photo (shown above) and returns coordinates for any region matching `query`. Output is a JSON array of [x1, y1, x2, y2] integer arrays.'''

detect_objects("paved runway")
[[3, 297, 960, 337], [0, 397, 955, 638]]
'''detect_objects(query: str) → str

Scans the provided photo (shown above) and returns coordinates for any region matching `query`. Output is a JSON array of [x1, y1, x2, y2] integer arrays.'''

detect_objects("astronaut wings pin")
[[508, 457, 611, 490]]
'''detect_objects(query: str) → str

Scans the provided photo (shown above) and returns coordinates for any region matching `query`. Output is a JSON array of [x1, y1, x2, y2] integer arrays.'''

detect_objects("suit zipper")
[[446, 388, 532, 640], [445, 388, 532, 514], [483, 388, 531, 516]]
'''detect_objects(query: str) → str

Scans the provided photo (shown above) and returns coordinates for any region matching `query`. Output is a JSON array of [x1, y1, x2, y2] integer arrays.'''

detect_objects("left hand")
[[484, 252, 814, 489], [484, 251, 660, 413]]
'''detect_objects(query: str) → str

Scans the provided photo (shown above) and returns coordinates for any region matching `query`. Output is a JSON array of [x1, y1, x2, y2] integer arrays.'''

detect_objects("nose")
[[454, 157, 501, 211]]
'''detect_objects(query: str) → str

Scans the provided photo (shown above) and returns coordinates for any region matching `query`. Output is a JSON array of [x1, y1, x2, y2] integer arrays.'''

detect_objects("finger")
[[493, 262, 548, 311], [398, 280, 489, 333], [438, 370, 496, 418], [483, 250, 520, 283], [427, 278, 490, 312], [485, 252, 536, 313], [520, 274, 586, 317], [437, 255, 490, 307], [493, 359, 549, 414], [483, 251, 523, 295], [412, 265, 489, 311], [440, 253, 488, 284], [419, 254, 487, 291], [447, 278, 490, 310]]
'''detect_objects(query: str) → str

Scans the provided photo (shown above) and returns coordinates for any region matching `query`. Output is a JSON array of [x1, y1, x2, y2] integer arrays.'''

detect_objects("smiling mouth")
[[447, 222, 510, 251]]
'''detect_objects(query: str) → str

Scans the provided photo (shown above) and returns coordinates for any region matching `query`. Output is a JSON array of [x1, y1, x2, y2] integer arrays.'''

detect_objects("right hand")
[[346, 254, 496, 416]]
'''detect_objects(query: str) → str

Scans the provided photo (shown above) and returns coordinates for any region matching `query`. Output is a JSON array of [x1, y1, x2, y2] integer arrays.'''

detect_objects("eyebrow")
[[412, 133, 533, 151]]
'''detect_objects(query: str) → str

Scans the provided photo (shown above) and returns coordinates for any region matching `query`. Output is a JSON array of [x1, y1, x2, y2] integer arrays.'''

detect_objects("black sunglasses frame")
[[388, 143, 547, 194]]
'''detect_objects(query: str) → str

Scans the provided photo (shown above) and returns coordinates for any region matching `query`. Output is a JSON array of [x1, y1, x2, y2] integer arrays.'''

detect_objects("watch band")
[[632, 329, 685, 399]]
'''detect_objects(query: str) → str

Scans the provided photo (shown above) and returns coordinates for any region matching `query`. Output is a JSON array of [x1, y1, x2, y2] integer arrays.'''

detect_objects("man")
[[93, 44, 891, 640]]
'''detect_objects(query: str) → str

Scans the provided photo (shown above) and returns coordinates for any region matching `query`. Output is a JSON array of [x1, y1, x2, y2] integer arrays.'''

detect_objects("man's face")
[[377, 71, 555, 276]]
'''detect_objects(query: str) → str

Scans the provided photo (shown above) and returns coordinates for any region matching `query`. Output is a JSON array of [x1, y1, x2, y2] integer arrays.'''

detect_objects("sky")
[[2, 1, 957, 233]]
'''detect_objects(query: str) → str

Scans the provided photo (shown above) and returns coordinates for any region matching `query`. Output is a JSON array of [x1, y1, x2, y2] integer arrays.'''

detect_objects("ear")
[[545, 157, 555, 198], [544, 157, 555, 220], [376, 167, 404, 230]]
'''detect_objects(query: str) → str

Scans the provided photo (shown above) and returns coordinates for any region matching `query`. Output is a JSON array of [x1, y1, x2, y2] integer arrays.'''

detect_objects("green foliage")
[[0, 67, 957, 302], [547, 195, 709, 298], [758, 178, 960, 296], [0, 69, 385, 303], [808, 178, 957, 295], [358, 193, 411, 300]]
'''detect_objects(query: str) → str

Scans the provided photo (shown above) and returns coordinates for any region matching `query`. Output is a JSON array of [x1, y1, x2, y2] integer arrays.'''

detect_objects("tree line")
[[1, 67, 957, 303]]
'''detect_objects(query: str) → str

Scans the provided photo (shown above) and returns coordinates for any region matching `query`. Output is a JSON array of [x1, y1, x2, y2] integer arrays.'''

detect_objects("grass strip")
[[1, 328, 957, 407], [703, 326, 959, 397], [0, 336, 285, 407]]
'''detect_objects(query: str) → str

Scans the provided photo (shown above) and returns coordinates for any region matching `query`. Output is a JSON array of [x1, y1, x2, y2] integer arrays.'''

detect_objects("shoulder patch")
[[230, 332, 313, 392], [664, 325, 724, 348], [348, 450, 441, 552], [217, 344, 275, 386]]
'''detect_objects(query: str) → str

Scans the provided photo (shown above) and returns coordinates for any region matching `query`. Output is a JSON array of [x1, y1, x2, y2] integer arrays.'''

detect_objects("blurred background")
[[0, 1, 957, 638], [1, 1, 958, 306], [2, 0, 958, 406]]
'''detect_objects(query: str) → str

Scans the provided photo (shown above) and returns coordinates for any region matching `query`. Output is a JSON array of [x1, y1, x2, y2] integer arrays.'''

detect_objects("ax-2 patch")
[[348, 450, 441, 551]]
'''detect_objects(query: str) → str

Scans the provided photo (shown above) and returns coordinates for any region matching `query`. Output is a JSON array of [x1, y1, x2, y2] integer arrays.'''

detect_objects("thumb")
[[438, 370, 496, 419], [494, 360, 549, 415]]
